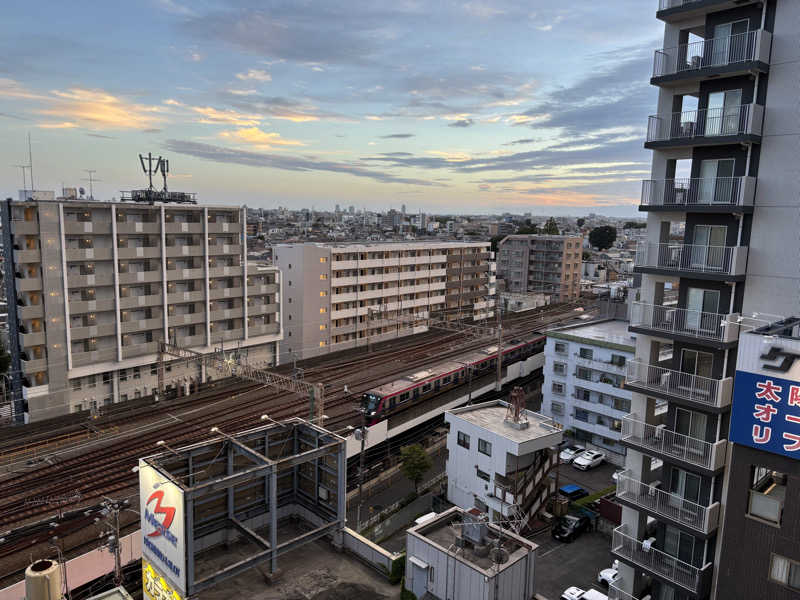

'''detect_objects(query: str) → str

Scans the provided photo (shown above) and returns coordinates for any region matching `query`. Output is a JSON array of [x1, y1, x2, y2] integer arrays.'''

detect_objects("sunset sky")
[[0, 1, 663, 215]]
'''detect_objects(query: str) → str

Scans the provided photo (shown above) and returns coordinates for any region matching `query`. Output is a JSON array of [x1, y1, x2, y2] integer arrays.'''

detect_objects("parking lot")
[[532, 457, 619, 599]]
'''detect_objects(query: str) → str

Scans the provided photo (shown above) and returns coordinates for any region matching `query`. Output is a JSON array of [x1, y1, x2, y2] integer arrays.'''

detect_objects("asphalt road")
[[556, 459, 618, 495], [532, 529, 615, 600]]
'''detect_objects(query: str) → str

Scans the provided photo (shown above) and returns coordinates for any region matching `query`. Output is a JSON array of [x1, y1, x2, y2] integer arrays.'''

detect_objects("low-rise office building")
[[274, 241, 496, 361], [1, 198, 282, 422], [541, 319, 636, 463], [445, 399, 562, 528]]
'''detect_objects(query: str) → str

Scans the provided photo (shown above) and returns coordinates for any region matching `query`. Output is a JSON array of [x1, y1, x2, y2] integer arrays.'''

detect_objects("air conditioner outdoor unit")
[[642, 537, 657, 552]]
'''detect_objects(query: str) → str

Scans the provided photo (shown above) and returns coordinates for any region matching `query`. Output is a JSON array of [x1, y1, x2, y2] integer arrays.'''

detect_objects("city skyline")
[[0, 1, 661, 215]]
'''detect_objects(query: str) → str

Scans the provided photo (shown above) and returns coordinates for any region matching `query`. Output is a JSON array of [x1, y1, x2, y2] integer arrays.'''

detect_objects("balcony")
[[165, 244, 203, 258], [209, 286, 243, 300], [652, 29, 771, 86], [657, 0, 761, 23], [116, 246, 160, 260], [608, 578, 645, 600], [18, 304, 43, 320], [64, 220, 112, 235], [622, 414, 727, 472], [119, 270, 163, 285], [207, 221, 238, 234], [119, 294, 162, 310], [15, 277, 42, 292], [634, 243, 747, 280], [640, 177, 755, 212], [20, 331, 46, 347], [116, 221, 160, 235], [72, 348, 118, 367], [616, 470, 720, 535], [629, 302, 739, 347], [65, 248, 114, 261], [612, 525, 712, 595], [248, 323, 280, 337], [164, 221, 203, 234], [625, 360, 732, 410], [645, 103, 763, 149]]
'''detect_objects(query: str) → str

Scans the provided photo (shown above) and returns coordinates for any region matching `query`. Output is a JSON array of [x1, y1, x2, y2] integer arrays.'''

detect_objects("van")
[[560, 587, 608, 600]]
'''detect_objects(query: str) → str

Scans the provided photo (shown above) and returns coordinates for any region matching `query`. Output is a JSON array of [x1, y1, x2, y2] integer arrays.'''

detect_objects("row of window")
[[456, 431, 492, 456]]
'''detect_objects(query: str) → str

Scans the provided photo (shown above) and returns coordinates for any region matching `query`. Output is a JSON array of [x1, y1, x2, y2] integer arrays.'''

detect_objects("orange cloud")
[[37, 121, 78, 129], [38, 88, 164, 130], [219, 127, 304, 149], [192, 106, 261, 126]]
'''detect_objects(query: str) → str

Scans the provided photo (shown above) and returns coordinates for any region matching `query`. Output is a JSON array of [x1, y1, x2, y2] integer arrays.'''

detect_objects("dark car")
[[551, 515, 591, 542], [558, 484, 589, 501]]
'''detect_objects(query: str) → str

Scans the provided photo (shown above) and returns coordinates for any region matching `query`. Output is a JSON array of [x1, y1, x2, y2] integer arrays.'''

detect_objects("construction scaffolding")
[[138, 418, 346, 597]]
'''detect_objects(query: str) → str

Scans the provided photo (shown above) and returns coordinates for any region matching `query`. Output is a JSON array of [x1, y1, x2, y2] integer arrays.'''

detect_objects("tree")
[[582, 250, 592, 261], [589, 225, 617, 250], [516, 225, 539, 235], [576, 218, 585, 228], [400, 444, 432, 493], [490, 234, 505, 253], [623, 221, 646, 229], [542, 217, 559, 235]]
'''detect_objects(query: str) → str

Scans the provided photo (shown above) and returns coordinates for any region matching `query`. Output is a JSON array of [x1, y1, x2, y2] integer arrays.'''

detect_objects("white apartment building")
[[275, 241, 496, 361], [541, 320, 635, 463], [1, 198, 282, 422], [445, 400, 562, 525]]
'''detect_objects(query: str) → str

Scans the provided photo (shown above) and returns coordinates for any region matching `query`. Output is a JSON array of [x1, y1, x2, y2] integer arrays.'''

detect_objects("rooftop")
[[447, 400, 562, 445], [276, 240, 489, 250], [408, 507, 536, 574], [501, 233, 582, 241], [547, 318, 636, 351]]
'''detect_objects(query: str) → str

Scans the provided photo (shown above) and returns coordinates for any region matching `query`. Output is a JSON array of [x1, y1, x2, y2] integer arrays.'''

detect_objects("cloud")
[[36, 88, 164, 130], [463, 2, 505, 18], [218, 91, 354, 122], [164, 139, 445, 187], [191, 106, 262, 126], [379, 133, 415, 139], [87, 133, 116, 139], [37, 121, 78, 129], [447, 119, 474, 128], [0, 78, 45, 100], [502, 138, 535, 146], [219, 127, 304, 149], [154, 0, 195, 16], [236, 68, 272, 82]]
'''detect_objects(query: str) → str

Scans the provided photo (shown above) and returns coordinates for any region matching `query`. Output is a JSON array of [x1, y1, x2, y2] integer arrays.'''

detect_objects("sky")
[[0, 1, 663, 216]]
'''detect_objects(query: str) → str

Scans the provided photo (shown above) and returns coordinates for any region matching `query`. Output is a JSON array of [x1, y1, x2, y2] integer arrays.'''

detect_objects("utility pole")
[[357, 407, 368, 531], [100, 497, 130, 587], [495, 306, 503, 392]]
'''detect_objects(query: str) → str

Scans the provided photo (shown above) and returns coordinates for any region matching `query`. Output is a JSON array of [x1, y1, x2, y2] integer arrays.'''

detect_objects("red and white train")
[[361, 334, 546, 425]]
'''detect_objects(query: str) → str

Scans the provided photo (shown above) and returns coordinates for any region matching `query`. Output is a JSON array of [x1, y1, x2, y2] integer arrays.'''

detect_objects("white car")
[[559, 444, 586, 464], [573, 450, 606, 470], [560, 587, 608, 600], [598, 560, 620, 586]]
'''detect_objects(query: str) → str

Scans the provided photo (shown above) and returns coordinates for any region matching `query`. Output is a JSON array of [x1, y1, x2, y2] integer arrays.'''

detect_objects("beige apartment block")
[[275, 241, 496, 361], [496, 234, 583, 302], [1, 199, 283, 422]]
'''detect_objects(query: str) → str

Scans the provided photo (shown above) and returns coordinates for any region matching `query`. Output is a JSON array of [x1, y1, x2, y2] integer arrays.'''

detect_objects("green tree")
[[542, 217, 559, 235], [400, 444, 432, 493], [0, 339, 10, 374], [623, 221, 646, 229], [516, 224, 539, 235], [589, 225, 617, 250], [490, 234, 505, 253], [576, 218, 585, 228]]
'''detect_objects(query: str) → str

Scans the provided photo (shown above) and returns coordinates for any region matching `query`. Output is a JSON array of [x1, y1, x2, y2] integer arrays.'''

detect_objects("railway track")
[[0, 300, 597, 572]]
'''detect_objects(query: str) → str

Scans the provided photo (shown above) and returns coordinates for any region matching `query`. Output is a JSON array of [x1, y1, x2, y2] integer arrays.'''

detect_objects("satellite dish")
[[79, 187, 86, 197]]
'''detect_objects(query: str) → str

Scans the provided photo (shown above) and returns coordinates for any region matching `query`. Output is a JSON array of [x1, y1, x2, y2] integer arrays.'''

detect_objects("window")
[[72, 379, 82, 391], [103, 372, 111, 385], [119, 369, 128, 382], [319, 324, 327, 331], [551, 401, 564, 416], [320, 257, 327, 263], [476, 468, 490, 482], [575, 409, 589, 423], [457, 431, 470, 449], [576, 367, 592, 381], [552, 382, 565, 395], [133, 367, 141, 379], [428, 567, 434, 583], [613, 397, 631, 413], [579, 348, 593, 360], [478, 439, 492, 456], [151, 364, 158, 376], [88, 375, 96, 388], [553, 362, 567, 375], [319, 341, 326, 347], [748, 467, 786, 525], [320, 273, 328, 280], [554, 342, 567, 355], [610, 354, 626, 367], [320, 291, 327, 297], [320, 307, 327, 314], [770, 554, 800, 591]]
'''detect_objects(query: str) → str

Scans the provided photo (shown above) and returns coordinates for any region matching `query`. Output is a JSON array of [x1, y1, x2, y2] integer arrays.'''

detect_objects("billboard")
[[730, 333, 800, 459], [139, 459, 187, 595]]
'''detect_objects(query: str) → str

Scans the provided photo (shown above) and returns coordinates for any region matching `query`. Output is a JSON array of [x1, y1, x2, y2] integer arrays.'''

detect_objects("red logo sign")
[[145, 490, 176, 538]]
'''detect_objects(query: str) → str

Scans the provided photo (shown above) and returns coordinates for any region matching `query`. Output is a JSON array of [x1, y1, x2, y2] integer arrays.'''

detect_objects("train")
[[361, 334, 546, 425]]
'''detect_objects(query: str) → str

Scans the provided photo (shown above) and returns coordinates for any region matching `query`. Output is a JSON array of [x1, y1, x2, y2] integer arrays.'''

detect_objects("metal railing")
[[616, 470, 719, 533], [630, 302, 736, 343], [654, 30, 762, 77], [608, 579, 643, 600], [612, 524, 708, 593], [625, 360, 730, 408], [658, 0, 695, 7], [647, 104, 756, 142], [634, 242, 746, 276], [621, 413, 726, 471], [641, 177, 750, 208]]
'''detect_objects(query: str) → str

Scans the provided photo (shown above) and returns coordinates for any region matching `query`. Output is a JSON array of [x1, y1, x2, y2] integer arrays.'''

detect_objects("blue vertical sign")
[[730, 370, 800, 458]]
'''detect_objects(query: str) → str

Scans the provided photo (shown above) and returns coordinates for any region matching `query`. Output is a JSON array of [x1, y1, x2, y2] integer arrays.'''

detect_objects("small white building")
[[541, 319, 636, 463], [445, 400, 562, 525], [405, 506, 538, 600]]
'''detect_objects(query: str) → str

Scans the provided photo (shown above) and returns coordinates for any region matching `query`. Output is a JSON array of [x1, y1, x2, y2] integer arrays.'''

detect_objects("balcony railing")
[[622, 413, 727, 471], [654, 30, 770, 78], [608, 579, 643, 600], [616, 470, 720, 533], [634, 243, 747, 277], [646, 104, 762, 143], [612, 524, 711, 594], [641, 176, 754, 209], [630, 302, 739, 344], [626, 360, 732, 408]]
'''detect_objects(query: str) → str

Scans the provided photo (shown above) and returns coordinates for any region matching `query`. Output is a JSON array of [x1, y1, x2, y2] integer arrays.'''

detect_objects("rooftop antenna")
[[139, 152, 156, 192], [12, 164, 29, 197], [27, 132, 35, 191], [82, 170, 100, 201]]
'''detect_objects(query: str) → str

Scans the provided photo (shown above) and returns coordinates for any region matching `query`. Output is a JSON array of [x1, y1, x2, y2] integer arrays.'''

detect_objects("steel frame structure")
[[140, 417, 346, 595]]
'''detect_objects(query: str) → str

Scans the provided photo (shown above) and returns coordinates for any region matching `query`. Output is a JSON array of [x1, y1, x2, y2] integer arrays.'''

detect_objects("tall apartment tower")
[[1, 198, 283, 422], [275, 241, 496, 361], [612, 2, 799, 600], [496, 234, 582, 302]]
